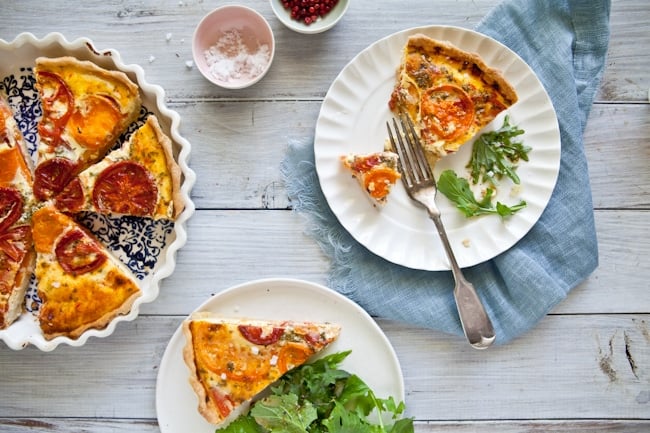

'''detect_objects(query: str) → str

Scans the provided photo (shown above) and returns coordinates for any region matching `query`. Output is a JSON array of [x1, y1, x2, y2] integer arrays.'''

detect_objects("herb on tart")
[[216, 350, 414, 433]]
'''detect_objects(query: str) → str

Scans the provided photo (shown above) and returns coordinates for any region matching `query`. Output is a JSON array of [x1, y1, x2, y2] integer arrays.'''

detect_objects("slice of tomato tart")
[[182, 313, 341, 426], [341, 151, 401, 207], [33, 56, 142, 201], [31, 205, 141, 340], [0, 94, 36, 329], [389, 34, 518, 167], [54, 115, 184, 220]]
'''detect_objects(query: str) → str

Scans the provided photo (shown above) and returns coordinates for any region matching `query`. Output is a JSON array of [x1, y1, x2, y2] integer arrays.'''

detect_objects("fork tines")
[[386, 114, 434, 187]]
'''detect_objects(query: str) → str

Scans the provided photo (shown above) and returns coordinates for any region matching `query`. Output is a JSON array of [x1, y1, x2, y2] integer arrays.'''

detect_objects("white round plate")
[[156, 278, 405, 433], [314, 25, 560, 271], [0, 33, 196, 351]]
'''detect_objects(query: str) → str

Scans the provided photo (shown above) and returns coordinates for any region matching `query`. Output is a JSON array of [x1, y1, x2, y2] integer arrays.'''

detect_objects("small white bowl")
[[192, 5, 275, 89], [270, 0, 349, 34]]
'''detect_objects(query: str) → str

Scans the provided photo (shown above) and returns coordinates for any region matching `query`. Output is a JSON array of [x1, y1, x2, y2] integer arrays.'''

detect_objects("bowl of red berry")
[[270, 0, 348, 34]]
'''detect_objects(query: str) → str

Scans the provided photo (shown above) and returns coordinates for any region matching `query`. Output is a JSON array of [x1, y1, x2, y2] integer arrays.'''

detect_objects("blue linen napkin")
[[280, 0, 611, 344]]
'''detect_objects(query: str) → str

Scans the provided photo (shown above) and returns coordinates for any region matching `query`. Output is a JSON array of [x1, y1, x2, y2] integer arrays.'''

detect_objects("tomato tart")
[[389, 34, 518, 167], [182, 313, 341, 426], [341, 151, 401, 207], [0, 56, 186, 341], [0, 94, 36, 329], [54, 115, 183, 220], [33, 56, 141, 201]]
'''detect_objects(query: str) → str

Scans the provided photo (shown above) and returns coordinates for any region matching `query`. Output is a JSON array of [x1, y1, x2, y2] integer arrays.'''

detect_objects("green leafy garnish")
[[438, 170, 527, 218], [467, 115, 530, 186], [216, 350, 413, 433]]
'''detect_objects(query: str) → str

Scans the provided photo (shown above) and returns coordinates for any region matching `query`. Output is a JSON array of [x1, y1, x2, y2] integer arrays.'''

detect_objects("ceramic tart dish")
[[0, 32, 196, 351]]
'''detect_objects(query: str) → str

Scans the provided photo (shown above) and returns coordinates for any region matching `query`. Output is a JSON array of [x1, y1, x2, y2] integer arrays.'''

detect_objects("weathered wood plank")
[[1, 315, 648, 421], [0, 0, 646, 101], [0, 418, 648, 433], [167, 101, 649, 210]]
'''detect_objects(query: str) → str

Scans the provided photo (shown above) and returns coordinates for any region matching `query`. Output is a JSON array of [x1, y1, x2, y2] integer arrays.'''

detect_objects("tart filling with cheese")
[[31, 205, 141, 340], [0, 94, 35, 329], [54, 115, 184, 220], [183, 313, 341, 427]]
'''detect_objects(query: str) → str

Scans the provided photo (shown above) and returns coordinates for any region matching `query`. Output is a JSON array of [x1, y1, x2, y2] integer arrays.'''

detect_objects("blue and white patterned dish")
[[0, 33, 196, 351]]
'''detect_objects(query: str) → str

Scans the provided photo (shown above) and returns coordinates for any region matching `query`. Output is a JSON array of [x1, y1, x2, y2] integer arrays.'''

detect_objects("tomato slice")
[[36, 71, 74, 147], [54, 177, 84, 213], [277, 342, 313, 372], [33, 157, 78, 201], [93, 161, 157, 216], [0, 225, 31, 263], [69, 94, 123, 150], [54, 229, 107, 276], [208, 387, 235, 419], [0, 187, 23, 233], [364, 167, 401, 200], [238, 325, 285, 346], [420, 84, 475, 141]]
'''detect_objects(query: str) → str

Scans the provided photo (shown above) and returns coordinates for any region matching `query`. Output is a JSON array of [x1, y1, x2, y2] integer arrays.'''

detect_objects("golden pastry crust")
[[182, 313, 341, 426]]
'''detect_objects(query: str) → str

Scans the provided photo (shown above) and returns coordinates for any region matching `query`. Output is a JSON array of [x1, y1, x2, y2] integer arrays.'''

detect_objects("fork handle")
[[427, 211, 496, 349]]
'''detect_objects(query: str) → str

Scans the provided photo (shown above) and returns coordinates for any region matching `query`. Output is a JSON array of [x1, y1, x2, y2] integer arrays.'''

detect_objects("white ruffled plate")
[[0, 32, 196, 351], [314, 25, 560, 271], [156, 278, 405, 433]]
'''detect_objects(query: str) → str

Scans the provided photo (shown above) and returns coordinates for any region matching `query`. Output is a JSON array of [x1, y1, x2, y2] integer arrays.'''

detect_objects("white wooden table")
[[1, 1, 649, 431]]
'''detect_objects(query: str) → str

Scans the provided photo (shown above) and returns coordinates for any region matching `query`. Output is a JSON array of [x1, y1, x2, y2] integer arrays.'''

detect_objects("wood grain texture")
[[1, 0, 648, 432]]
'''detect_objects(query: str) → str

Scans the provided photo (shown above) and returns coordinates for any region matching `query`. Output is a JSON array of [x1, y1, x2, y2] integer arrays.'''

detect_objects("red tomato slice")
[[0, 187, 23, 233], [36, 71, 74, 147], [421, 84, 475, 141], [93, 161, 157, 216], [54, 177, 84, 213], [54, 229, 107, 276], [238, 325, 285, 346], [0, 225, 31, 263], [68, 94, 123, 150], [33, 157, 78, 201], [209, 387, 235, 419]]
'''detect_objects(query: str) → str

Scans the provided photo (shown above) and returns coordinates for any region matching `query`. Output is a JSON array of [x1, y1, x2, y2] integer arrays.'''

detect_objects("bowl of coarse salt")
[[193, 5, 275, 89]]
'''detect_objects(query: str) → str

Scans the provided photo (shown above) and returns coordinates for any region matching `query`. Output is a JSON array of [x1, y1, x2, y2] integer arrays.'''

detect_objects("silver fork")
[[387, 114, 496, 349]]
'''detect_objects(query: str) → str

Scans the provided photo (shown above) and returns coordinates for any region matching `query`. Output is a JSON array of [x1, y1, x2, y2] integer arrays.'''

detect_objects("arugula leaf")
[[215, 351, 413, 433], [251, 394, 317, 433], [467, 115, 530, 186], [437, 170, 526, 219]]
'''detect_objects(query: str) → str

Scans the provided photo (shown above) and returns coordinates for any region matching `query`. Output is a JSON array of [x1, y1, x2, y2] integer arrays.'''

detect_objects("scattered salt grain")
[[165, 32, 173, 42], [203, 28, 270, 83], [148, 55, 156, 63], [185, 60, 194, 69]]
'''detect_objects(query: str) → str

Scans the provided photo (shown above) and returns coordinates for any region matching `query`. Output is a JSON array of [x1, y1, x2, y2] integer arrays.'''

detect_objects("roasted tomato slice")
[[238, 325, 285, 346], [277, 342, 313, 372], [0, 225, 31, 264], [69, 94, 123, 149], [364, 167, 400, 200], [54, 177, 84, 213], [33, 157, 78, 201], [421, 84, 475, 141], [54, 228, 107, 276], [209, 387, 235, 419], [36, 70, 74, 147], [93, 161, 157, 216], [0, 187, 23, 233]]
